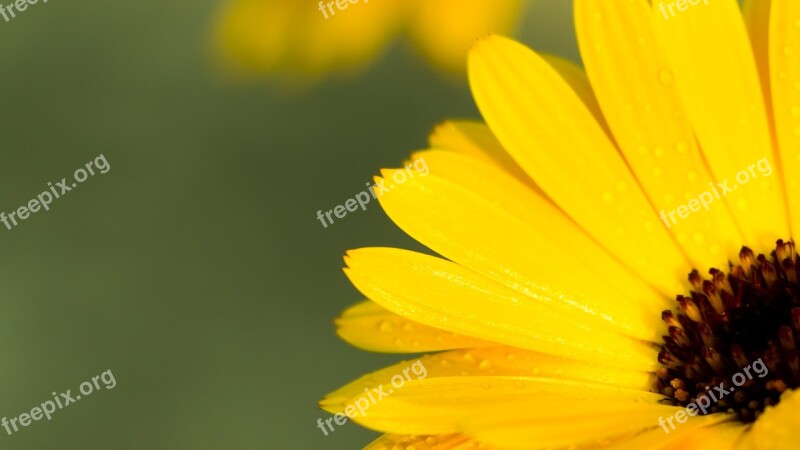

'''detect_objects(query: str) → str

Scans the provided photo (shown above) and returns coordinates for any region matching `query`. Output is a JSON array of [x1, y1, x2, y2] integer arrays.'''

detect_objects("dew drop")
[[652, 166, 664, 177], [378, 321, 394, 333], [654, 146, 666, 158], [402, 322, 415, 333], [602, 191, 614, 203], [479, 360, 492, 371], [676, 140, 689, 154], [687, 171, 699, 183]]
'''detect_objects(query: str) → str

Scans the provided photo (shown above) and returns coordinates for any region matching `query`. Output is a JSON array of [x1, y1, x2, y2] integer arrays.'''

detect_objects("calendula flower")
[[213, 0, 525, 82], [321, 0, 800, 448]]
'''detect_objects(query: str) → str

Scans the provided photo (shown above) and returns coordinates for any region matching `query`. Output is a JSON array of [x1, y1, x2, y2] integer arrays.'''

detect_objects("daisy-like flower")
[[212, 0, 524, 82], [321, 0, 800, 448]]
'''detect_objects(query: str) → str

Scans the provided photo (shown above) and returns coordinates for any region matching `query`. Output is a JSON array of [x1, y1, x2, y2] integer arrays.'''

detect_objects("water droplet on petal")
[[479, 360, 492, 371], [378, 321, 394, 333]]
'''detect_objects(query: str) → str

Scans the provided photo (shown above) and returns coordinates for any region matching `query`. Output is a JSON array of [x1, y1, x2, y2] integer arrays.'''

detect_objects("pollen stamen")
[[656, 240, 800, 423]]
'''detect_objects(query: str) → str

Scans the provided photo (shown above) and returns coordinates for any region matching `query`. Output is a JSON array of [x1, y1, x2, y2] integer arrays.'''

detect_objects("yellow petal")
[[322, 348, 653, 409], [344, 247, 659, 370], [575, 0, 744, 269], [744, 0, 774, 113], [468, 34, 689, 296], [325, 375, 665, 435], [407, 150, 666, 305], [365, 434, 484, 450], [541, 53, 613, 138], [376, 166, 664, 341], [428, 120, 532, 185], [464, 402, 683, 449], [335, 300, 494, 353], [740, 388, 800, 450], [769, 0, 800, 239], [661, 421, 746, 450], [606, 413, 736, 450], [654, 0, 788, 249]]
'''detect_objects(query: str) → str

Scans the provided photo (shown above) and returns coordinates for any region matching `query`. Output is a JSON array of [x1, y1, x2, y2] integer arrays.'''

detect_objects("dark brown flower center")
[[656, 240, 799, 423]]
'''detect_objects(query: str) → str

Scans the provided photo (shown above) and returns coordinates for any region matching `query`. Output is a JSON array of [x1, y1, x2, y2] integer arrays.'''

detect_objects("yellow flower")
[[321, 0, 800, 448], [213, 0, 525, 82]]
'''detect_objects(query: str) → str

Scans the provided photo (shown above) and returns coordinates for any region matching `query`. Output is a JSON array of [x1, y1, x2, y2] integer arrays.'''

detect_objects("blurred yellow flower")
[[213, 0, 526, 82]]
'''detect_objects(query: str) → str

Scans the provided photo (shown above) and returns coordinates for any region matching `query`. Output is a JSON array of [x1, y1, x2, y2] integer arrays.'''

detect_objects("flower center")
[[656, 240, 799, 423]]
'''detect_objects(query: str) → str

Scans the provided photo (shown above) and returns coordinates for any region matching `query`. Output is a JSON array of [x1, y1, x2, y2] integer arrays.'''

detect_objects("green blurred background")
[[0, 1, 576, 448]]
